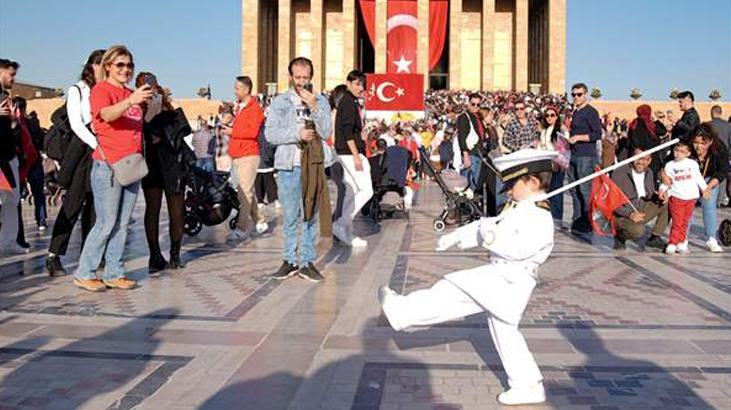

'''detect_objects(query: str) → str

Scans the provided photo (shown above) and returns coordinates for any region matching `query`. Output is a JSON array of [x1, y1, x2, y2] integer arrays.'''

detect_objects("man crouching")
[[379, 149, 557, 405]]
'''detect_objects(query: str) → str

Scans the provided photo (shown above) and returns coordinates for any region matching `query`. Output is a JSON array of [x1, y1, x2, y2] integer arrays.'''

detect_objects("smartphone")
[[145, 74, 157, 87], [303, 83, 313, 93]]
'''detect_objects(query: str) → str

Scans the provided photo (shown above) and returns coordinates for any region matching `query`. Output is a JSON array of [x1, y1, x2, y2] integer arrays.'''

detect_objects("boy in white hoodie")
[[659, 139, 710, 254]]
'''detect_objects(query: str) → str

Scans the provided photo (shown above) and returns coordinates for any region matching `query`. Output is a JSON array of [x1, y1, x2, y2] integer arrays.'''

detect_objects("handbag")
[[97, 145, 148, 186]]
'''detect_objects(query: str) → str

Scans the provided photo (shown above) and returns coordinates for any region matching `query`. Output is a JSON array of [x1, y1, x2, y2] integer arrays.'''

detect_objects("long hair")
[[100, 45, 134, 81], [540, 106, 561, 143], [80, 49, 105, 88], [693, 123, 720, 154], [329, 84, 348, 109]]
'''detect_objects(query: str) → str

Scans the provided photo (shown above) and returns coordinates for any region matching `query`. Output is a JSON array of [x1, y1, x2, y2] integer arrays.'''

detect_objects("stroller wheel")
[[184, 214, 203, 236], [433, 219, 446, 232]]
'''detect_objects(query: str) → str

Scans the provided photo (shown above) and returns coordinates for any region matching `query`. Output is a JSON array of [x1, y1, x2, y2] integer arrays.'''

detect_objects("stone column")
[[343, 0, 356, 79], [375, 0, 387, 73], [311, 0, 324, 90], [449, 0, 462, 89], [481, 0, 495, 91], [277, 0, 292, 91], [417, 0, 429, 89], [241, 0, 259, 91], [514, 0, 528, 91], [548, 0, 566, 94]]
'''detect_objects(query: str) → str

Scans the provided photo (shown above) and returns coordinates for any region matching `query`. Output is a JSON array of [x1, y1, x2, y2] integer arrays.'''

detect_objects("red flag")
[[365, 73, 424, 111], [589, 166, 630, 236], [387, 1, 417, 74]]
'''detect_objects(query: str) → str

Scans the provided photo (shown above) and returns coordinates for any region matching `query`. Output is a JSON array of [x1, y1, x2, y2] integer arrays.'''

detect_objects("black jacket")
[[457, 112, 484, 155], [0, 115, 21, 187], [698, 144, 729, 184], [334, 91, 364, 155], [672, 107, 700, 140], [628, 121, 662, 178]]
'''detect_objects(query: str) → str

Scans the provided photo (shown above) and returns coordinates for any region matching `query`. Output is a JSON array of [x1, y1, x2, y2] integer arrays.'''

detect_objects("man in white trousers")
[[333, 70, 373, 247], [379, 149, 558, 405]]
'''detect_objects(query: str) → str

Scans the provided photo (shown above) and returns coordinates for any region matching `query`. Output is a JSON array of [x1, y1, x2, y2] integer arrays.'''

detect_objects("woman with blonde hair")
[[73, 45, 153, 292]]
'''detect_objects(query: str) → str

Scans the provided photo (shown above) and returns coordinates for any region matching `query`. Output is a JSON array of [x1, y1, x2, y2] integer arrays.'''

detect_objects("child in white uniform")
[[379, 149, 558, 405]]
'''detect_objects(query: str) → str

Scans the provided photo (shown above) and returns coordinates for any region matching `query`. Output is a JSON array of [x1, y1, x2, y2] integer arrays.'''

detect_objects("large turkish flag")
[[365, 73, 425, 111], [387, 0, 417, 74]]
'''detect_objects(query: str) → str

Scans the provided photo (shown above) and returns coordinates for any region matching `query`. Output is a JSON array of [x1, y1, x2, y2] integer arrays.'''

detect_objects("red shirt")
[[228, 97, 264, 158], [90, 81, 143, 164]]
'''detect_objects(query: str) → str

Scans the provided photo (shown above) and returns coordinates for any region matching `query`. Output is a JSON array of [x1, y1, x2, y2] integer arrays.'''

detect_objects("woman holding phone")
[[73, 45, 153, 292], [136, 71, 190, 272]]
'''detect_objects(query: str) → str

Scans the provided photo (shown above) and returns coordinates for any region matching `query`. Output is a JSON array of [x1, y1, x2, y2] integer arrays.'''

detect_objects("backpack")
[[44, 85, 81, 162]]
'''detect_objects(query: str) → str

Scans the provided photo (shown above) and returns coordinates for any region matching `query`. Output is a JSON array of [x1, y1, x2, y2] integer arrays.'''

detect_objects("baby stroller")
[[419, 146, 483, 232], [363, 145, 412, 222], [183, 166, 240, 236]]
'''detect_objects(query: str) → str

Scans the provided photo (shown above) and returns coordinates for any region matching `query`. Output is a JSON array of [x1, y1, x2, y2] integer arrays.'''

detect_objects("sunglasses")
[[470, 102, 480, 107], [112, 62, 135, 70], [571, 92, 584, 97], [546, 113, 557, 118], [515, 106, 525, 111]]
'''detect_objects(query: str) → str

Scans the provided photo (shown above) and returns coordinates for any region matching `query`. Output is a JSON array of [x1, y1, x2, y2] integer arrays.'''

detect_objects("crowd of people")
[[2, 49, 731, 288]]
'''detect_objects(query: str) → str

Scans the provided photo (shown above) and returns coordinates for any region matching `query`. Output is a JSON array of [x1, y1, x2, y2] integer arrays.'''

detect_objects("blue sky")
[[1, 0, 729, 101]]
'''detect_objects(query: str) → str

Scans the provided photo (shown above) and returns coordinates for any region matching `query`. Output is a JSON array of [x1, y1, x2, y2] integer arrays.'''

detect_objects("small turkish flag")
[[589, 166, 631, 236], [365, 73, 424, 111]]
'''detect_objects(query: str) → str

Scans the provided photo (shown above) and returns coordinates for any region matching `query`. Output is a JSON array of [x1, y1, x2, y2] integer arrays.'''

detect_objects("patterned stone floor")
[[0, 183, 730, 409]]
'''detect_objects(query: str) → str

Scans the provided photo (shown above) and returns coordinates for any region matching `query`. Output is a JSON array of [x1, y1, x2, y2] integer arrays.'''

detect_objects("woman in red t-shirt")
[[73, 45, 153, 293]]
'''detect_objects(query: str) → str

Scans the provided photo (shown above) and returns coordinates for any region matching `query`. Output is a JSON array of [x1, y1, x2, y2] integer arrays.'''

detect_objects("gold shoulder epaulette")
[[535, 200, 550, 211]]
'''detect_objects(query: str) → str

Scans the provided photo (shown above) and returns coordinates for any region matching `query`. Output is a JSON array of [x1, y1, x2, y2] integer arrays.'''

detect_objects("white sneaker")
[[257, 203, 265, 211], [255, 222, 269, 235], [274, 200, 282, 210], [677, 240, 690, 254], [707, 238, 723, 253], [378, 286, 404, 331], [229, 228, 250, 241], [351, 236, 368, 247], [332, 223, 350, 244], [497, 383, 546, 405], [665, 244, 677, 255], [1, 244, 31, 255]]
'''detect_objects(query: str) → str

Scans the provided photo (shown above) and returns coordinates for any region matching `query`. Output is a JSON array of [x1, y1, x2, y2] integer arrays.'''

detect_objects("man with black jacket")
[[457, 93, 485, 191], [333, 70, 372, 247], [0, 58, 28, 255], [672, 91, 700, 141]]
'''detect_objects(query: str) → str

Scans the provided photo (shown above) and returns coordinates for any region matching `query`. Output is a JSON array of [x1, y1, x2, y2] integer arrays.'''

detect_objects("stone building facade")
[[241, 0, 565, 94]]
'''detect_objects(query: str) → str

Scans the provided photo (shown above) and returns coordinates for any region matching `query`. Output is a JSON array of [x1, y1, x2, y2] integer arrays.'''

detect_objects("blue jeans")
[[469, 154, 481, 191], [567, 156, 598, 231], [75, 161, 140, 281], [196, 157, 215, 172], [549, 171, 565, 221], [28, 164, 46, 225], [277, 166, 318, 266], [686, 181, 719, 241]]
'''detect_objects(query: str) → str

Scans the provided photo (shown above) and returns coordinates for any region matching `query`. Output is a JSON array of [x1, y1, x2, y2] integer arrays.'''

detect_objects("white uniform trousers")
[[386, 278, 543, 389], [334, 154, 373, 235]]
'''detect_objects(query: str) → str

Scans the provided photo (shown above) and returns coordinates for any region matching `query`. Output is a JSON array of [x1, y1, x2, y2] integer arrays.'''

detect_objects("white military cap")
[[493, 149, 558, 182]]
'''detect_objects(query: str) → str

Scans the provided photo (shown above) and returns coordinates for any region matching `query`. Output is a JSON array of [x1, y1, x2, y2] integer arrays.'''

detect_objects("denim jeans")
[[549, 171, 566, 221], [686, 181, 719, 241], [567, 156, 598, 231], [469, 154, 481, 191], [28, 164, 46, 225], [277, 166, 318, 266], [196, 157, 215, 172], [75, 161, 140, 281]]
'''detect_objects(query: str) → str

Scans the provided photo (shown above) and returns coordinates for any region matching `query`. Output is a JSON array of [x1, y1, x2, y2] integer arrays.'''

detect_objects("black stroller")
[[362, 145, 412, 222], [182, 167, 240, 236], [419, 146, 483, 232]]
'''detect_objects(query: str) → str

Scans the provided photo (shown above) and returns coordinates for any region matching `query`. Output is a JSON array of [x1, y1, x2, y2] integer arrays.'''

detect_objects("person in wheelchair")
[[363, 139, 412, 220]]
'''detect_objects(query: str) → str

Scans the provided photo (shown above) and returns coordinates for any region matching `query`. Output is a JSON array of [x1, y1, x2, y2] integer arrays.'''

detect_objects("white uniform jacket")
[[439, 198, 554, 325]]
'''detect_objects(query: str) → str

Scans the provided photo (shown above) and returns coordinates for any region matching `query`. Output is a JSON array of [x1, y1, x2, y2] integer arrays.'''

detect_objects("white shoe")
[[707, 238, 723, 253], [1, 244, 31, 255], [332, 223, 350, 244], [351, 236, 368, 247], [274, 200, 282, 210], [665, 244, 677, 255], [257, 203, 265, 211], [378, 286, 404, 331], [497, 383, 546, 405], [229, 228, 250, 241], [255, 222, 269, 235], [677, 240, 690, 254]]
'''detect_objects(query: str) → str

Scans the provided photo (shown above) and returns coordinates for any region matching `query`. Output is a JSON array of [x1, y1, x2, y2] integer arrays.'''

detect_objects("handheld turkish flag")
[[589, 166, 630, 236], [365, 73, 425, 111]]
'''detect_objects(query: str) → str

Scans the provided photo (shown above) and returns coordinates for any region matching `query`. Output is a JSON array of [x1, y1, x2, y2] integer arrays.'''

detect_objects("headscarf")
[[629, 104, 656, 138]]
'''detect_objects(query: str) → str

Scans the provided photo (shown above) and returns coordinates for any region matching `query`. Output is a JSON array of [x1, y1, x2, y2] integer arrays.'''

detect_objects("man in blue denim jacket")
[[265, 57, 332, 282]]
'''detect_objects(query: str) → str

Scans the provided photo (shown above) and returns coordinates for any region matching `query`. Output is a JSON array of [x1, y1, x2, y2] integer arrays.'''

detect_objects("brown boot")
[[73, 278, 107, 292]]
